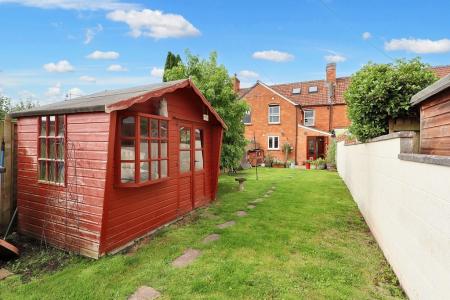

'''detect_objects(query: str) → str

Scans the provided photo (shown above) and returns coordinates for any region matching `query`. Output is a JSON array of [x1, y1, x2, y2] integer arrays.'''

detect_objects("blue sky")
[[1, 0, 450, 104]]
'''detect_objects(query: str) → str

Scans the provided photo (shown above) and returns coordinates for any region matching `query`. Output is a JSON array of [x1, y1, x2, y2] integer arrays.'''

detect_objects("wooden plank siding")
[[420, 88, 450, 156], [101, 88, 222, 254], [16, 113, 110, 258]]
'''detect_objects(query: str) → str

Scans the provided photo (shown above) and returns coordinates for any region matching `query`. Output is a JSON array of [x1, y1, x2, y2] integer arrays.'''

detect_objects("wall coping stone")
[[343, 131, 419, 153], [398, 153, 450, 167]]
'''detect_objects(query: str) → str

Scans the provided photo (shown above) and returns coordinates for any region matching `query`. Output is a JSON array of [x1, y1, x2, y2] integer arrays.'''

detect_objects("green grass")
[[0, 168, 405, 299]]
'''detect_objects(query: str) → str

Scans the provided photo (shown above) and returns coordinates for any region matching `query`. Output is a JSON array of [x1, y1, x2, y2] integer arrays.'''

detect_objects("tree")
[[163, 51, 182, 82], [0, 95, 11, 120], [344, 58, 437, 141], [165, 51, 248, 170]]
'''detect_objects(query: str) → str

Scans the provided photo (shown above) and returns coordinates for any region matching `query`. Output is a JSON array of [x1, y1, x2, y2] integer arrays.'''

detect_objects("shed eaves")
[[10, 79, 187, 118], [411, 73, 450, 106]]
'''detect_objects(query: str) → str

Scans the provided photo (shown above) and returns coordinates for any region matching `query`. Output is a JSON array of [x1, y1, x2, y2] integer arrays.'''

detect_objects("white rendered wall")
[[337, 138, 450, 300]]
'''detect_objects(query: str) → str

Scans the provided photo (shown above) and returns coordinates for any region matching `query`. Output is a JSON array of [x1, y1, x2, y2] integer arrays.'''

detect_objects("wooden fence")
[[0, 116, 17, 231]]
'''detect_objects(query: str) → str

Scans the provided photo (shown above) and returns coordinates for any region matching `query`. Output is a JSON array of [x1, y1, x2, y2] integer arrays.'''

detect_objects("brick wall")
[[243, 84, 297, 162]]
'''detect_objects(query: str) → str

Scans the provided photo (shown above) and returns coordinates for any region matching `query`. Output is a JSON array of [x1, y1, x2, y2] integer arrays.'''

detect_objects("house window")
[[268, 105, 280, 124], [119, 114, 168, 185], [243, 108, 251, 124], [308, 86, 318, 93], [268, 136, 279, 150], [292, 88, 301, 94], [38, 115, 65, 184], [304, 110, 315, 127]]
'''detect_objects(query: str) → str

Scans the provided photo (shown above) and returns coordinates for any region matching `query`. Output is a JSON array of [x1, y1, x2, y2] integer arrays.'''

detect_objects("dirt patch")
[[0, 233, 84, 283]]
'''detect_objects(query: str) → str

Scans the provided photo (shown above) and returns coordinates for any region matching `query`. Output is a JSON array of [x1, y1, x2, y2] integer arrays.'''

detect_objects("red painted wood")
[[16, 113, 110, 258]]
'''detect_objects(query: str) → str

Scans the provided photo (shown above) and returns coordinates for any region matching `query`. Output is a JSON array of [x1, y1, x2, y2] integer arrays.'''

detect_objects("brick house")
[[237, 63, 450, 165]]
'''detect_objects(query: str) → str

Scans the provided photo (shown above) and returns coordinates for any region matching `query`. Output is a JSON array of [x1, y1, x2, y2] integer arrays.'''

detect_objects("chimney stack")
[[326, 63, 336, 84], [232, 74, 240, 93]]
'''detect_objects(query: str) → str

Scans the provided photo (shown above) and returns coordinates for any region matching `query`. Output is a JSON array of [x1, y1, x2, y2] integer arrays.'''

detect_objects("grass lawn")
[[0, 168, 405, 299]]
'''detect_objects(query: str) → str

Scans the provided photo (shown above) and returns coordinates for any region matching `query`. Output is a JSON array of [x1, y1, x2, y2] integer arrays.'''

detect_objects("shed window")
[[38, 115, 65, 185], [268, 105, 280, 124], [304, 110, 315, 127], [119, 114, 169, 185], [268, 136, 279, 150], [194, 129, 204, 170]]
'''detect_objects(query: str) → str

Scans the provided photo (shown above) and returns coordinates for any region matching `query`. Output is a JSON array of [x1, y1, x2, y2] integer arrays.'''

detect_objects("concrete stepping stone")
[[128, 286, 160, 300], [236, 211, 247, 217], [172, 249, 201, 268], [247, 205, 256, 209], [0, 269, 13, 280], [264, 194, 270, 197], [252, 198, 264, 203], [217, 221, 236, 229], [266, 190, 273, 194], [202, 234, 220, 244]]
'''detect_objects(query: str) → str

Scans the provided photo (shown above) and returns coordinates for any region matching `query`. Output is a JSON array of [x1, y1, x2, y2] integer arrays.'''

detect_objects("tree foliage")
[[162, 51, 182, 82], [344, 58, 437, 141], [0, 93, 38, 120], [164, 51, 248, 170]]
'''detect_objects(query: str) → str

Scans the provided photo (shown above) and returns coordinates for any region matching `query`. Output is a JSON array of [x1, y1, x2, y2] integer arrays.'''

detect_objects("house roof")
[[10, 79, 227, 129], [411, 73, 450, 106], [239, 65, 450, 107]]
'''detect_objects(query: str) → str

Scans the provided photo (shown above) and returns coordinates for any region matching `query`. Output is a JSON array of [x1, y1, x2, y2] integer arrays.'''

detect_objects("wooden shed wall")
[[17, 112, 110, 258], [100, 88, 222, 253], [420, 88, 450, 156]]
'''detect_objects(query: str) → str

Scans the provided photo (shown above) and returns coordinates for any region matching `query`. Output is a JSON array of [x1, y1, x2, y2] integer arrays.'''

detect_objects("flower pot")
[[305, 162, 311, 170]]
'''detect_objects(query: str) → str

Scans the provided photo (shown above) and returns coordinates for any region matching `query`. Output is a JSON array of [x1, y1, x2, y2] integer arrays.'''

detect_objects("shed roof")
[[411, 74, 450, 106], [10, 79, 227, 129]]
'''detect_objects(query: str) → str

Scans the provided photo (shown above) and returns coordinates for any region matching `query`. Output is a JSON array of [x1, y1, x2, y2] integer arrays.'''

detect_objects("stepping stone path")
[[264, 194, 270, 197], [128, 286, 161, 300], [247, 204, 256, 209], [217, 221, 236, 229], [236, 211, 247, 217], [172, 248, 202, 268], [252, 198, 264, 203], [0, 269, 13, 281], [202, 234, 220, 244], [266, 190, 273, 194]]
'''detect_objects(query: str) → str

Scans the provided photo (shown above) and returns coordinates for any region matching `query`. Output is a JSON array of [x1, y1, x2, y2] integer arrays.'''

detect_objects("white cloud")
[[79, 75, 96, 82], [43, 60, 74, 73], [67, 87, 83, 98], [45, 82, 62, 97], [107, 64, 127, 72], [324, 54, 347, 63], [385, 38, 450, 54], [252, 50, 294, 62], [238, 70, 259, 79], [150, 67, 164, 78], [0, 0, 140, 11], [107, 9, 200, 39], [362, 32, 372, 40], [84, 24, 103, 44], [86, 50, 119, 60]]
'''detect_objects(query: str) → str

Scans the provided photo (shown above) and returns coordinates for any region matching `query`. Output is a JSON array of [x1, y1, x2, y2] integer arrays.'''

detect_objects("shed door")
[[178, 124, 193, 214], [193, 127, 207, 208]]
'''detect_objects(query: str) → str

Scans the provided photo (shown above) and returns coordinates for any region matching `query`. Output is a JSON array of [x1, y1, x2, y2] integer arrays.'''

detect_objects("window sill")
[[116, 176, 170, 188], [267, 149, 280, 151], [268, 122, 281, 125], [38, 180, 65, 187], [244, 123, 252, 125], [304, 124, 315, 127]]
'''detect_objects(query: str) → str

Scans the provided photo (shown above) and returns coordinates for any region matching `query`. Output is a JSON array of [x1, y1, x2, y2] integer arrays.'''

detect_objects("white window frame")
[[308, 86, 318, 93], [267, 136, 280, 150], [243, 108, 251, 124], [304, 109, 315, 127], [268, 105, 280, 124]]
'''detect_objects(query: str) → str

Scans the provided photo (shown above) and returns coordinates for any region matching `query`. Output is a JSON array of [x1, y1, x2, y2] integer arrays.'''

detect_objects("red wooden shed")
[[10, 79, 226, 258]]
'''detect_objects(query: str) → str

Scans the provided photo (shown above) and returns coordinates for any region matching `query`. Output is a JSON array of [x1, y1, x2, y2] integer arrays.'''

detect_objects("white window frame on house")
[[308, 86, 318, 93], [267, 136, 280, 150], [304, 109, 315, 127], [243, 108, 252, 124], [268, 104, 280, 124]]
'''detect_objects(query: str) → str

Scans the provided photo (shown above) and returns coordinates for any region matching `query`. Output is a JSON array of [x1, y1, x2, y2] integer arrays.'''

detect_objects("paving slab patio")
[[171, 249, 201, 268], [128, 286, 160, 300], [202, 234, 220, 244], [217, 221, 236, 229]]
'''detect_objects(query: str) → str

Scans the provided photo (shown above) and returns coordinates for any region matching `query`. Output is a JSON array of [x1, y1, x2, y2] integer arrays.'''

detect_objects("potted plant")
[[281, 142, 293, 167], [305, 160, 312, 170], [314, 158, 326, 170], [272, 158, 285, 168]]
